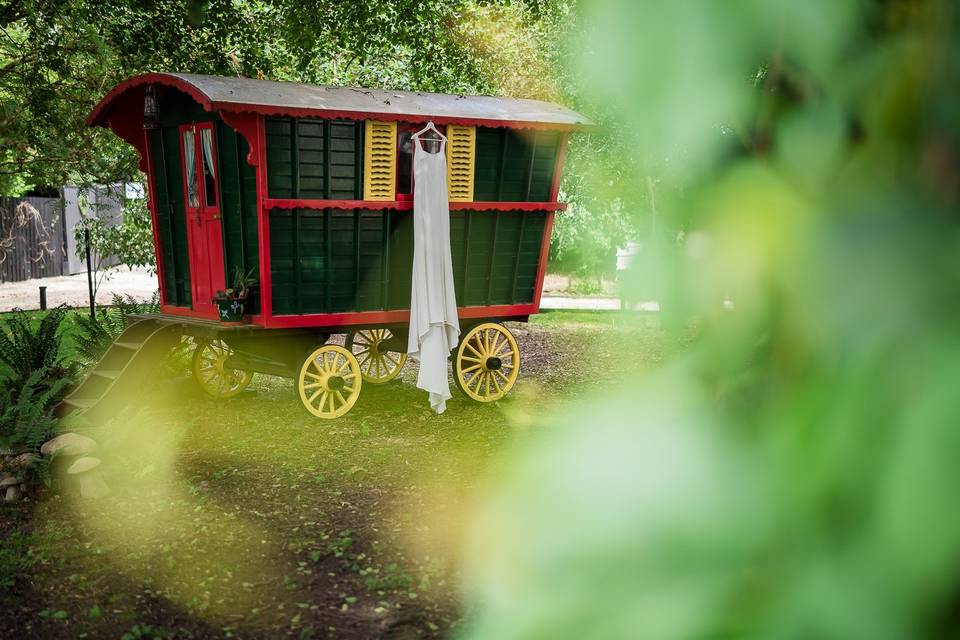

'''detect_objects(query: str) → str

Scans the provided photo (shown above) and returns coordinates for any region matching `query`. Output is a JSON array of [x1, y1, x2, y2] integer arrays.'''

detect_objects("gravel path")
[[0, 267, 160, 311]]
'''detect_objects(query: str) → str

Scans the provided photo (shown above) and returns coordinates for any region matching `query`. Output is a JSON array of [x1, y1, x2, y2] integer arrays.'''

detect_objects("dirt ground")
[[0, 312, 666, 640]]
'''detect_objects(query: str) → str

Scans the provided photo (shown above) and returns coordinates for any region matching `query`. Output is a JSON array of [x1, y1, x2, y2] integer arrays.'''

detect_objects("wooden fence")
[[0, 196, 65, 283]]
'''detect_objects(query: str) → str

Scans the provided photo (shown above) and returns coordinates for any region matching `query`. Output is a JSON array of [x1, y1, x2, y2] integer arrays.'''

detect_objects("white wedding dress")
[[407, 123, 460, 414]]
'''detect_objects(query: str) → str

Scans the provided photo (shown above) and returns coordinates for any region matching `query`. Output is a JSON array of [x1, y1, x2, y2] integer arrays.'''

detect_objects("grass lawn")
[[0, 310, 665, 640]]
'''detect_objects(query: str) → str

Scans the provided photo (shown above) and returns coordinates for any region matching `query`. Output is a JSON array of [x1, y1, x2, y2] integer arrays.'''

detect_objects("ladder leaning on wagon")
[[58, 72, 591, 420]]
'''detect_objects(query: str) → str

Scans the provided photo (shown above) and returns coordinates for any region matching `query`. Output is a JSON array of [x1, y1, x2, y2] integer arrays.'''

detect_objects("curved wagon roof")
[[88, 72, 593, 130]]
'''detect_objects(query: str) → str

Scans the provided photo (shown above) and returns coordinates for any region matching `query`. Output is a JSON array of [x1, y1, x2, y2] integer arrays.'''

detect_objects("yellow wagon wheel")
[[192, 339, 254, 399], [454, 323, 521, 402], [346, 328, 407, 383], [297, 345, 363, 419]]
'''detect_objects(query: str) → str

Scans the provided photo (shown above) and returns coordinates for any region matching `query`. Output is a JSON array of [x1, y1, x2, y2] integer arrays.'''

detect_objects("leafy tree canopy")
[[0, 0, 586, 193]]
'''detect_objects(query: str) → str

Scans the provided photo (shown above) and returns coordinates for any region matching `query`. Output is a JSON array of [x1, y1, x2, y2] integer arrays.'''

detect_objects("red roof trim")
[[87, 73, 213, 127]]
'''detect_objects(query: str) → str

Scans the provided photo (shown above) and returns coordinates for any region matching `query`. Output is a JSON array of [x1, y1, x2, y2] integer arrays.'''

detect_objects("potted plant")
[[214, 267, 257, 323]]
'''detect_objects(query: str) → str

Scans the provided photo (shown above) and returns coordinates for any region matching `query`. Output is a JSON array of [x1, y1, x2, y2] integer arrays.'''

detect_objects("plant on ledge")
[[214, 267, 258, 323]]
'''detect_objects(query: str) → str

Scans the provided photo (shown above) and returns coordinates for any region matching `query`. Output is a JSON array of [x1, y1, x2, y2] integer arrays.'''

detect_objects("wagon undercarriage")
[[56, 314, 524, 421]]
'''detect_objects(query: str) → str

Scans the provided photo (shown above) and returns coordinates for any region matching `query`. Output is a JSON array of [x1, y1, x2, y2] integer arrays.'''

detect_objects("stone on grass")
[[79, 474, 109, 499], [4, 485, 20, 503], [40, 432, 97, 457], [11, 453, 37, 470], [0, 474, 20, 488], [65, 456, 109, 499], [67, 457, 101, 475]]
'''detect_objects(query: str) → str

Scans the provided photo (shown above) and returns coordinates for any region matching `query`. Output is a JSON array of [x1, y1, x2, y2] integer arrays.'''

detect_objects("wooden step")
[[91, 369, 121, 381], [114, 341, 144, 351]]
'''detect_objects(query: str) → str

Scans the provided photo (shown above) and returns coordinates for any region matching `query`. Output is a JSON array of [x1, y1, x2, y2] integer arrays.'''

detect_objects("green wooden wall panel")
[[473, 128, 559, 202], [148, 129, 177, 304], [269, 209, 545, 315], [149, 126, 192, 307], [386, 213, 414, 310], [266, 118, 362, 200], [215, 121, 261, 313]]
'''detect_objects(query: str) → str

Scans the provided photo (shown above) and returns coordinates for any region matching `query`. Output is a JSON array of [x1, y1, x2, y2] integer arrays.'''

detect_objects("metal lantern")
[[143, 85, 159, 129]]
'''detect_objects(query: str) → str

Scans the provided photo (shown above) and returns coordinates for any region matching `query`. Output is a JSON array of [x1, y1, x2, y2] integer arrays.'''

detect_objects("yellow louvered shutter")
[[363, 121, 397, 201], [445, 125, 476, 202]]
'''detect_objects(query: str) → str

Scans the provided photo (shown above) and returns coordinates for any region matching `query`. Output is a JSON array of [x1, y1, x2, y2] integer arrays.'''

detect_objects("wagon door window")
[[200, 127, 217, 207], [182, 129, 199, 207]]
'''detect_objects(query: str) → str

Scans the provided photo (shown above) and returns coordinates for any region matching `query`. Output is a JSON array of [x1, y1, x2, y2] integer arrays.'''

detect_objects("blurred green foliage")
[[461, 0, 960, 638]]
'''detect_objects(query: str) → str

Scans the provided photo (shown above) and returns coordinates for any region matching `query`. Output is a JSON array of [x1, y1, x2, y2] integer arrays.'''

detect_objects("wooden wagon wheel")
[[297, 345, 362, 419], [453, 323, 520, 402], [345, 328, 407, 384], [192, 339, 254, 399]]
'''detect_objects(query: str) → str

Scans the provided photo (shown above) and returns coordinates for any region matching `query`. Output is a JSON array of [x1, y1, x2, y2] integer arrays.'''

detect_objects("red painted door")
[[179, 123, 226, 318]]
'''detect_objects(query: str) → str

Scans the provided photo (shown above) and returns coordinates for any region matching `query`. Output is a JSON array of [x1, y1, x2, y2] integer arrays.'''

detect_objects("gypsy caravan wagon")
[[60, 73, 590, 419]]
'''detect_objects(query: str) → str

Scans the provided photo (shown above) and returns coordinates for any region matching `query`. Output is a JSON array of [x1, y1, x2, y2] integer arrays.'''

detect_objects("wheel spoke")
[[467, 371, 483, 389], [460, 355, 482, 364], [464, 340, 483, 358], [461, 363, 482, 374], [489, 333, 501, 356], [303, 381, 322, 390], [491, 373, 503, 394], [484, 372, 491, 397], [327, 392, 335, 413], [384, 353, 399, 368], [494, 369, 511, 384], [308, 388, 324, 405], [334, 390, 347, 407]]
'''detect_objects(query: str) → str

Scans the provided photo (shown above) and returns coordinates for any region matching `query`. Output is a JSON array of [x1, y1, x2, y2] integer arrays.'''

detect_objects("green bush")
[[74, 194, 155, 271], [0, 306, 73, 395], [461, 0, 960, 638], [549, 200, 631, 278], [0, 369, 65, 452]]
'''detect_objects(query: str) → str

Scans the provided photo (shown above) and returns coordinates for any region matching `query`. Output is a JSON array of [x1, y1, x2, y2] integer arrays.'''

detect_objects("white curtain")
[[201, 129, 216, 204], [183, 130, 198, 207]]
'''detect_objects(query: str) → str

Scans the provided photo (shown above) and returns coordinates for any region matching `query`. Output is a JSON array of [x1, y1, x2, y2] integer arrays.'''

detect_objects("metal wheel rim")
[[297, 345, 362, 419], [192, 339, 253, 399], [455, 323, 520, 402], [348, 329, 407, 383]]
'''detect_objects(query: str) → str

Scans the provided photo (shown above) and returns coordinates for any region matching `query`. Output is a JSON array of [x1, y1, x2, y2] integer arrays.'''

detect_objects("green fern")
[[0, 306, 72, 393], [0, 369, 66, 451]]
